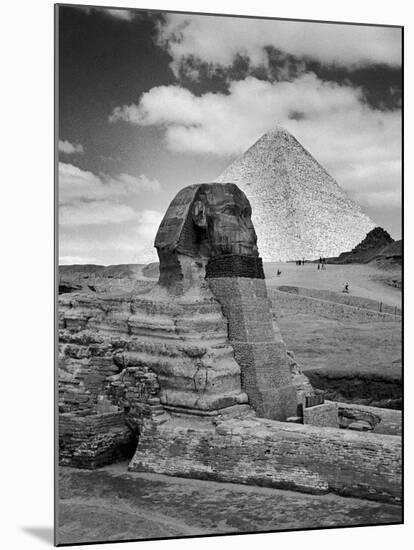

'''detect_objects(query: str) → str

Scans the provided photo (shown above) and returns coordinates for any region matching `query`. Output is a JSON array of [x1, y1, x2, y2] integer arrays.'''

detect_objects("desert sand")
[[264, 262, 401, 308]]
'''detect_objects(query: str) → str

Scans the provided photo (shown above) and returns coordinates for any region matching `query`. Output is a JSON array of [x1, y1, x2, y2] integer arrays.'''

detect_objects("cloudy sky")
[[58, 5, 402, 265]]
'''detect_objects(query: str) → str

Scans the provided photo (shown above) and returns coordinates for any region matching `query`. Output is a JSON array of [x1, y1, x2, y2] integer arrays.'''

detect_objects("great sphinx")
[[152, 182, 300, 420], [59, 183, 307, 425]]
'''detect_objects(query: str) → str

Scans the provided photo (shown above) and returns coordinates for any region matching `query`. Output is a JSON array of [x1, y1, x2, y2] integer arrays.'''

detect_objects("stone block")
[[59, 411, 135, 469], [129, 416, 402, 504], [348, 421, 373, 432], [303, 402, 338, 428], [209, 276, 299, 421]]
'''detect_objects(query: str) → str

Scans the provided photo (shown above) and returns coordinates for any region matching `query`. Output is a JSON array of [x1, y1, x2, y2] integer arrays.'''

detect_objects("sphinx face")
[[193, 184, 259, 258], [155, 183, 261, 292]]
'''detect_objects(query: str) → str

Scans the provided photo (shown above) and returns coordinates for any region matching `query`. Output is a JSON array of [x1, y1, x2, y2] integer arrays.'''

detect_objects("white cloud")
[[77, 6, 135, 22], [332, 158, 402, 207], [59, 209, 163, 264], [353, 189, 401, 208], [58, 166, 163, 261], [58, 162, 162, 234], [156, 14, 401, 77], [58, 162, 161, 204], [110, 73, 401, 210], [58, 140, 84, 155], [136, 209, 164, 241], [60, 201, 137, 226], [134, 210, 164, 262], [102, 8, 135, 21]]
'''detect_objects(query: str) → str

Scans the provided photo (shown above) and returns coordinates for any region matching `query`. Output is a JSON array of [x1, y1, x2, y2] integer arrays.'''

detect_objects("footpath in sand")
[[264, 262, 401, 309]]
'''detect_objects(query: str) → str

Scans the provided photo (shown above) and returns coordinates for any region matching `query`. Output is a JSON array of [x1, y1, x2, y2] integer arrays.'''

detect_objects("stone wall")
[[58, 286, 248, 415], [130, 415, 401, 504], [270, 289, 401, 323], [58, 363, 169, 469], [337, 402, 402, 436], [106, 366, 169, 434], [59, 411, 135, 469], [58, 291, 132, 413], [58, 330, 121, 412], [277, 285, 402, 316], [303, 402, 338, 428]]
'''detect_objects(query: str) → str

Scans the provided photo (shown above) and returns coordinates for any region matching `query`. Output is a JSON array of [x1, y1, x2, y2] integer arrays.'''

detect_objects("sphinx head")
[[191, 183, 258, 257], [154, 183, 262, 293]]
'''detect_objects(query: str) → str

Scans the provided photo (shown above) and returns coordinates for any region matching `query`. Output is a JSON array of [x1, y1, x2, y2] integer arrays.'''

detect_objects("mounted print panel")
[[55, 3, 403, 546]]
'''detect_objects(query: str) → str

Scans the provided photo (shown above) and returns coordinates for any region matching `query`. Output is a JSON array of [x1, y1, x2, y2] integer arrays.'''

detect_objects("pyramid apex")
[[262, 126, 292, 138]]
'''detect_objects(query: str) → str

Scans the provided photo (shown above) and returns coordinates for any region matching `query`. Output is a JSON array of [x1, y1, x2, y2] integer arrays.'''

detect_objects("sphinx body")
[[151, 182, 299, 420], [59, 182, 302, 427]]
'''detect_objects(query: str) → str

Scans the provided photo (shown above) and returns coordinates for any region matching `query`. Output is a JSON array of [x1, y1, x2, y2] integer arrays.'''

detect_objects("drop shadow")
[[21, 526, 54, 544]]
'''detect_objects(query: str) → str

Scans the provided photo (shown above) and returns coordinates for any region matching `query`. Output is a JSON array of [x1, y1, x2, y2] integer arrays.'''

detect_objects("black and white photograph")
[[55, 2, 403, 546]]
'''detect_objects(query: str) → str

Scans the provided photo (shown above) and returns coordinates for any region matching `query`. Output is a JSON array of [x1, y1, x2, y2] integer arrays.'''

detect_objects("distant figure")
[[277, 269, 281, 277], [343, 282, 349, 293], [317, 263, 320, 270]]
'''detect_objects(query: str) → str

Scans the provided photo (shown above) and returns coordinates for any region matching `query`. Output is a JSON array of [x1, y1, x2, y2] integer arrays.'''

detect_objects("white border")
[[1, 1, 411, 549]]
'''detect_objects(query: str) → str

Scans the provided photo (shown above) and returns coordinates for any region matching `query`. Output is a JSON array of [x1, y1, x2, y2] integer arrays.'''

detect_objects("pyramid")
[[215, 127, 375, 262]]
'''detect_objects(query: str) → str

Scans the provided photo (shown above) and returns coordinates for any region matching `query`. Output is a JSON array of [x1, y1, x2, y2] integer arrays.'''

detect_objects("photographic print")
[[56, 3, 403, 545]]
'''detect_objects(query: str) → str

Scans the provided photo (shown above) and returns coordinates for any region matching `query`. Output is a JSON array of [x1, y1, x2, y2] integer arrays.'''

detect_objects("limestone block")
[[303, 402, 339, 428], [129, 416, 401, 504], [59, 411, 135, 469], [348, 421, 372, 432], [209, 276, 299, 420], [337, 402, 402, 436]]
